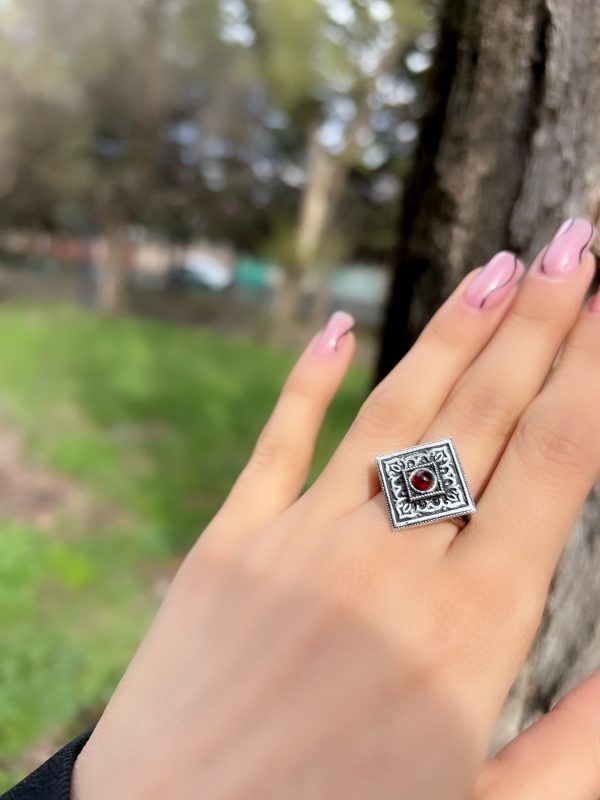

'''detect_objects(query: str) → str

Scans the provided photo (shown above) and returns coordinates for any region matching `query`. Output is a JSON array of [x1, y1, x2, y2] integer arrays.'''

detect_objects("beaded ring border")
[[375, 437, 476, 531]]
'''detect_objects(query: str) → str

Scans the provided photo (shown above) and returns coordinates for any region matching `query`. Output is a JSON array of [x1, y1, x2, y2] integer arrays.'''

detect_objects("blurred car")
[[171, 249, 233, 291], [232, 256, 284, 306]]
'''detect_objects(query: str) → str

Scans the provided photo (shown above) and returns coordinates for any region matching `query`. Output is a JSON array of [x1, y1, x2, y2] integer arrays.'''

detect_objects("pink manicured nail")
[[463, 251, 524, 310], [313, 310, 354, 357], [539, 218, 596, 278]]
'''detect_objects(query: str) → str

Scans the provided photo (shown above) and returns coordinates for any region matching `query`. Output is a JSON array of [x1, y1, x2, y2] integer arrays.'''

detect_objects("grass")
[[0, 304, 369, 790]]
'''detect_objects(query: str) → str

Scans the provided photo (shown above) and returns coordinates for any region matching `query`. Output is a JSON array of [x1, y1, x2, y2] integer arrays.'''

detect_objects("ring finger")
[[305, 251, 525, 522]]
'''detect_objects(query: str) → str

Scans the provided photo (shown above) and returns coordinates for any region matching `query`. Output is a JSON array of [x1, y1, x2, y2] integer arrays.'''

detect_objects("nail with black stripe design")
[[539, 218, 596, 278], [464, 251, 525, 310]]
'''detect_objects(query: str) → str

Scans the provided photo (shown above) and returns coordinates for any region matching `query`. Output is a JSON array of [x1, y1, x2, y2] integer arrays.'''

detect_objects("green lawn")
[[0, 305, 369, 789]]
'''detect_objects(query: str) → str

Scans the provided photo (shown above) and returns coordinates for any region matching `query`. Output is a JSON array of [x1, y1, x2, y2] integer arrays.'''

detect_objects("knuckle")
[[351, 383, 428, 441], [508, 294, 564, 329], [282, 370, 320, 402], [445, 381, 519, 439], [351, 386, 398, 438], [562, 329, 598, 363], [514, 401, 595, 476], [251, 424, 308, 472], [425, 310, 466, 351]]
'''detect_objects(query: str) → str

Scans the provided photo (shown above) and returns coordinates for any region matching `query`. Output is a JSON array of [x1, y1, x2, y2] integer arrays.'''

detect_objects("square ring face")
[[375, 438, 475, 530]]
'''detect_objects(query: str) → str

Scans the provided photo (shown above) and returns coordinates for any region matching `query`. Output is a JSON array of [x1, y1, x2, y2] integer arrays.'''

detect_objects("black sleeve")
[[1, 724, 97, 800]]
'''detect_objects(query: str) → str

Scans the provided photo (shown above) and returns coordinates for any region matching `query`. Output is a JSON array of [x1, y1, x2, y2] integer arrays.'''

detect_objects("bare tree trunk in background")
[[376, 0, 600, 753], [270, 127, 349, 340], [271, 127, 349, 336], [95, 223, 127, 313], [274, 34, 410, 333], [92, 0, 165, 313], [293, 132, 347, 321]]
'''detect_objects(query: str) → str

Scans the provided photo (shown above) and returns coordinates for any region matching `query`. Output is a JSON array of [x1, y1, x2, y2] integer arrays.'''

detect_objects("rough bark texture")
[[376, 0, 600, 752]]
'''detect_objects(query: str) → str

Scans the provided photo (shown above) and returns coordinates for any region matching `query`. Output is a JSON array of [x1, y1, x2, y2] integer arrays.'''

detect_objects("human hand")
[[72, 218, 600, 800]]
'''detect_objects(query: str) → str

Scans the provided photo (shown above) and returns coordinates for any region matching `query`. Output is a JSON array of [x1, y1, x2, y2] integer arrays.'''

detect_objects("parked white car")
[[178, 249, 234, 291]]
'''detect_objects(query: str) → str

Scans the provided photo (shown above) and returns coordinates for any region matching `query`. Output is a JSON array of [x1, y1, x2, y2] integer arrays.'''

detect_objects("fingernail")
[[539, 218, 596, 278], [313, 310, 354, 357], [463, 251, 524, 310]]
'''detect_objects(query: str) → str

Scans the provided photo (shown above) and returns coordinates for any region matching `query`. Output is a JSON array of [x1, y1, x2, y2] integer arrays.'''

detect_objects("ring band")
[[375, 437, 476, 531], [449, 514, 470, 532]]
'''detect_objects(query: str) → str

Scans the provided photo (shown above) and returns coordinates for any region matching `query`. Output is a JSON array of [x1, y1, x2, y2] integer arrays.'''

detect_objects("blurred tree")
[[251, 0, 427, 323], [0, 0, 428, 314], [0, 0, 230, 309], [376, 0, 600, 755]]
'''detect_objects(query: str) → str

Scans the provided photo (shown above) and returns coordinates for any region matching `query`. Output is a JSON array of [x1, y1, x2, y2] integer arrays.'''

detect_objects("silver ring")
[[448, 514, 471, 532], [375, 437, 476, 531]]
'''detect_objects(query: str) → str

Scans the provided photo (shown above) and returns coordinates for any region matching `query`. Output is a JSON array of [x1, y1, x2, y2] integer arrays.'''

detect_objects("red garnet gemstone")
[[410, 468, 436, 492]]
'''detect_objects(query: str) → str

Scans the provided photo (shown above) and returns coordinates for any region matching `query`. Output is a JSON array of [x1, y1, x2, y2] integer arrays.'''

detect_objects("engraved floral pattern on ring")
[[375, 438, 476, 530]]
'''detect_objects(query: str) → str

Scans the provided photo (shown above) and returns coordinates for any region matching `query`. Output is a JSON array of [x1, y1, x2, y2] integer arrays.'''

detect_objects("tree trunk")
[[269, 126, 348, 340], [295, 131, 348, 277], [284, 132, 347, 329], [376, 0, 600, 752], [289, 31, 411, 330], [95, 224, 127, 313]]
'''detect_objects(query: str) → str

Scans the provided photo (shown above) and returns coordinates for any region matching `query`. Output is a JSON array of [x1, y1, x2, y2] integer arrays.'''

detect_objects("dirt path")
[[0, 423, 126, 534]]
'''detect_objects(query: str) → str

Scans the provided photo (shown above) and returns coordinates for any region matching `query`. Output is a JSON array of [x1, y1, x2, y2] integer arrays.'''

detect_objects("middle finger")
[[422, 218, 595, 508]]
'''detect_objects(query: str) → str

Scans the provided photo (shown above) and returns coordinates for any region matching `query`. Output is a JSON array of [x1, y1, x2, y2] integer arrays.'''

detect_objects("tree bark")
[[376, 0, 600, 752]]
